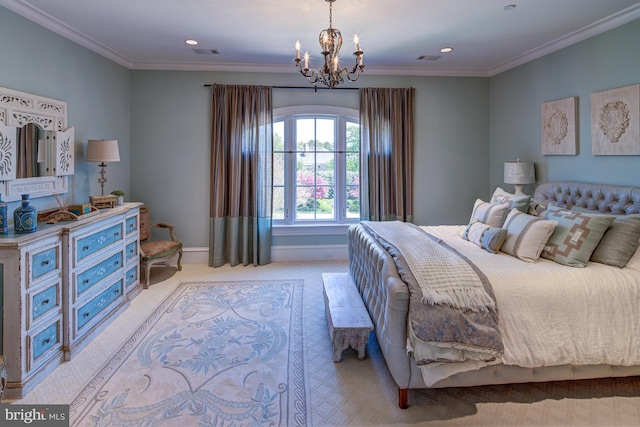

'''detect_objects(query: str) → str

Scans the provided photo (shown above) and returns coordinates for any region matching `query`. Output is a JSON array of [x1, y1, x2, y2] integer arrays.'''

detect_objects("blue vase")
[[0, 194, 7, 234], [14, 194, 37, 234]]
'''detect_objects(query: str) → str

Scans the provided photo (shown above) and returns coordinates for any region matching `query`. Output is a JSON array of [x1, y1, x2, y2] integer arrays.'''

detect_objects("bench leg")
[[332, 329, 371, 362], [356, 329, 369, 360]]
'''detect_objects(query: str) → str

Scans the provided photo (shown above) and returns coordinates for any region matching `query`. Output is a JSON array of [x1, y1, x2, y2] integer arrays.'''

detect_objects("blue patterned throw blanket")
[[360, 221, 503, 364]]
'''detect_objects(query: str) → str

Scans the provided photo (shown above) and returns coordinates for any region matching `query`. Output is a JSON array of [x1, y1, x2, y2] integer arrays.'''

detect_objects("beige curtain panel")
[[209, 84, 273, 267], [359, 87, 415, 222]]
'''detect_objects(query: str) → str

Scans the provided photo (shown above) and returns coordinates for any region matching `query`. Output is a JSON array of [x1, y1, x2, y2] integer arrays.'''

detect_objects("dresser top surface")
[[0, 202, 142, 247]]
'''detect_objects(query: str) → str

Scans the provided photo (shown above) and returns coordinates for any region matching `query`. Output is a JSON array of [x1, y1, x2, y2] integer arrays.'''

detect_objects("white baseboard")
[[175, 245, 349, 264], [270, 244, 348, 262], [179, 247, 208, 264]]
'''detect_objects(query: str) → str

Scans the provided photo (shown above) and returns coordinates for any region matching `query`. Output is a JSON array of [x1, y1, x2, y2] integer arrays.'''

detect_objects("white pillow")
[[491, 187, 531, 213], [469, 199, 509, 228], [462, 221, 508, 254], [501, 208, 558, 262]]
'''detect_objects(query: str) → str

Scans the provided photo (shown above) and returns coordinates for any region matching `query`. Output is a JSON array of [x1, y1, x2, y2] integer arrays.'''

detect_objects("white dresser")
[[0, 203, 141, 399]]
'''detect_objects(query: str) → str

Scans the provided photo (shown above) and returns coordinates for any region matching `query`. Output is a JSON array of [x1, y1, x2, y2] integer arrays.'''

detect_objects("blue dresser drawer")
[[31, 283, 60, 321], [31, 320, 60, 361], [125, 265, 138, 289], [125, 241, 138, 261], [126, 215, 138, 235], [31, 246, 59, 281], [76, 252, 123, 296], [76, 223, 123, 262], [77, 280, 124, 330]]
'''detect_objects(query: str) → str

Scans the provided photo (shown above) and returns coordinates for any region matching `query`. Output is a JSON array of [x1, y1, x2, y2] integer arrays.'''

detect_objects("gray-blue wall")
[[0, 8, 131, 214], [130, 71, 489, 247], [3, 5, 639, 251], [489, 19, 640, 192]]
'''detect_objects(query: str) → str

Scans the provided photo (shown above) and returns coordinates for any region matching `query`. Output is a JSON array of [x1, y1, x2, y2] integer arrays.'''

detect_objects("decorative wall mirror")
[[0, 86, 74, 201]]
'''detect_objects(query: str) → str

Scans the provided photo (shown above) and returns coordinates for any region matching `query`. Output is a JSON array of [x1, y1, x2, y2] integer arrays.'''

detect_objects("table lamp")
[[86, 139, 120, 195], [504, 159, 535, 196]]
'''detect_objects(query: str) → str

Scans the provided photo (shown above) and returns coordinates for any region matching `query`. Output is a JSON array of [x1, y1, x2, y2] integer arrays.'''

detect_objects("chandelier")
[[294, 0, 364, 88]]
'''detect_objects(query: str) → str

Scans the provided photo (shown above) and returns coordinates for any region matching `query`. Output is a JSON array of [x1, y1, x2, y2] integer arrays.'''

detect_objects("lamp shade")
[[86, 139, 120, 162], [504, 160, 535, 185]]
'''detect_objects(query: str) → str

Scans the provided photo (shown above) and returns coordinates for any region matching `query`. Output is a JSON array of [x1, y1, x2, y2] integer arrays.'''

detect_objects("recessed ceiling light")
[[440, 47, 453, 53], [504, 4, 516, 11], [185, 39, 199, 46]]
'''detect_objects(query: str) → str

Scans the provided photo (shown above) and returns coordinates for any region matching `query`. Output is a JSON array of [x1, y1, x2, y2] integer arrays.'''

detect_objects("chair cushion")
[[141, 240, 182, 261]]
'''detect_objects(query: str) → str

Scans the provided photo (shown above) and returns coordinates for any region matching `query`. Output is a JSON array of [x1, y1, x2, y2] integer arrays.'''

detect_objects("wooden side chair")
[[139, 205, 183, 288]]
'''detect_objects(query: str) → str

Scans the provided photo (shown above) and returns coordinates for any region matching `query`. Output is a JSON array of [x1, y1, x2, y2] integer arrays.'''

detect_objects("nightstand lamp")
[[86, 139, 120, 196], [504, 160, 535, 196]]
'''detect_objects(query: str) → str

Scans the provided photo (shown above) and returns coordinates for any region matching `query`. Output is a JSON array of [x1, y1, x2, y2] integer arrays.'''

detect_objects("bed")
[[348, 181, 640, 408]]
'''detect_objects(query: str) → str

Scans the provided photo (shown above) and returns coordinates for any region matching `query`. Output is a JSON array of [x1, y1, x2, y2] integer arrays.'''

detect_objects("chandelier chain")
[[329, 0, 333, 29]]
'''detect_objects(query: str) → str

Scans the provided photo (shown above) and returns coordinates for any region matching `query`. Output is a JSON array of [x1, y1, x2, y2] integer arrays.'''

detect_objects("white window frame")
[[273, 105, 360, 233]]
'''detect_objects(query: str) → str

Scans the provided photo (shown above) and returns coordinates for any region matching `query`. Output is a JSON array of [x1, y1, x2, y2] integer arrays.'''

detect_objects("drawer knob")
[[41, 299, 50, 305], [42, 259, 50, 265], [82, 245, 90, 251], [43, 338, 51, 344], [83, 312, 90, 318]]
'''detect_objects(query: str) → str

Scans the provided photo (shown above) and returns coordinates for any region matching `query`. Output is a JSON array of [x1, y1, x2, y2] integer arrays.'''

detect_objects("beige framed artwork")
[[541, 96, 577, 155], [591, 83, 640, 155]]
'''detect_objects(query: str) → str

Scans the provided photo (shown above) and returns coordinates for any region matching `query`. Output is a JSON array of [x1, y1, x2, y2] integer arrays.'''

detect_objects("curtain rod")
[[203, 84, 359, 91]]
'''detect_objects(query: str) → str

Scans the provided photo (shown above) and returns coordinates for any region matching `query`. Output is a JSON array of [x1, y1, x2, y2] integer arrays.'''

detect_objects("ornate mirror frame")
[[0, 86, 74, 201]]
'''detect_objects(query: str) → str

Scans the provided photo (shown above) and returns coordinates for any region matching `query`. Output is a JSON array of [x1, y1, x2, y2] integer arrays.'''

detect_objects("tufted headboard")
[[533, 181, 640, 215]]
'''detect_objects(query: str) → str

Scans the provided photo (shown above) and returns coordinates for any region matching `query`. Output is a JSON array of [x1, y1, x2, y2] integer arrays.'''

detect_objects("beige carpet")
[[12, 262, 640, 426]]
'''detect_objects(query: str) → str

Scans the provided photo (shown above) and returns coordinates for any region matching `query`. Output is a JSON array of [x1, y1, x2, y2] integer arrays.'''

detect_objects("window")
[[273, 106, 360, 225]]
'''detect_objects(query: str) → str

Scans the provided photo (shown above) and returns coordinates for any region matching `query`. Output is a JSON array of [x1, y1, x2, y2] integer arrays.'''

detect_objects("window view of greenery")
[[273, 113, 360, 223]]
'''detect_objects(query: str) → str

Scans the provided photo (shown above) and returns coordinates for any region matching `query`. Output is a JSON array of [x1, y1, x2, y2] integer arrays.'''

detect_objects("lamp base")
[[512, 185, 527, 196]]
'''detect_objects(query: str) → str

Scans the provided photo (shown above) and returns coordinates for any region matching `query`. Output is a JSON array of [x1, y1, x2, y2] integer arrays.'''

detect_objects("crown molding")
[[2, 0, 639, 77], [129, 60, 491, 77], [0, 0, 133, 68], [489, 3, 640, 76]]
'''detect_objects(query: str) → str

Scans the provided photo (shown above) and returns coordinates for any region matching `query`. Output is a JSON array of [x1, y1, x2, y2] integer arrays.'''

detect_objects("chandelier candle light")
[[294, 0, 364, 88]]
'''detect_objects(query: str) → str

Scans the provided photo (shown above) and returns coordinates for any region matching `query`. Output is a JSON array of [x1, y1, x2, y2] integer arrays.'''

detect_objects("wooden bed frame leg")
[[399, 388, 408, 409]]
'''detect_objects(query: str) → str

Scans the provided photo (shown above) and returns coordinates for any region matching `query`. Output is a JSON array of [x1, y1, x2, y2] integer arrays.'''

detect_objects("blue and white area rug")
[[69, 280, 307, 426]]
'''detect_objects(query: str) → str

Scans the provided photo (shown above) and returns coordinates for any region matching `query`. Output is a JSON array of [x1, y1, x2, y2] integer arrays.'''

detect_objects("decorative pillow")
[[528, 199, 547, 216], [572, 207, 640, 268], [501, 208, 558, 262], [462, 221, 508, 254], [490, 187, 531, 213], [541, 205, 615, 267], [469, 199, 510, 228]]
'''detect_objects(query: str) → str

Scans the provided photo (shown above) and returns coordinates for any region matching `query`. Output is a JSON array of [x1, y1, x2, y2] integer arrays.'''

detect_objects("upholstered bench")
[[322, 273, 374, 362]]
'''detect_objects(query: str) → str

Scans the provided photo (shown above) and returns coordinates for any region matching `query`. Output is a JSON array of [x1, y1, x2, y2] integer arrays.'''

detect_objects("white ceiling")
[[2, 0, 640, 77]]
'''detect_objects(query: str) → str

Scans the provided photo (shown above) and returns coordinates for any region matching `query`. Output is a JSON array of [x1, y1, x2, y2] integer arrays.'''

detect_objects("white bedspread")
[[421, 225, 640, 369]]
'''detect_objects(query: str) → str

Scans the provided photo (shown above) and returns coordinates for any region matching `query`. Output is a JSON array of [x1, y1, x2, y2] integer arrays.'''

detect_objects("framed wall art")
[[541, 96, 577, 155], [591, 83, 640, 155]]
